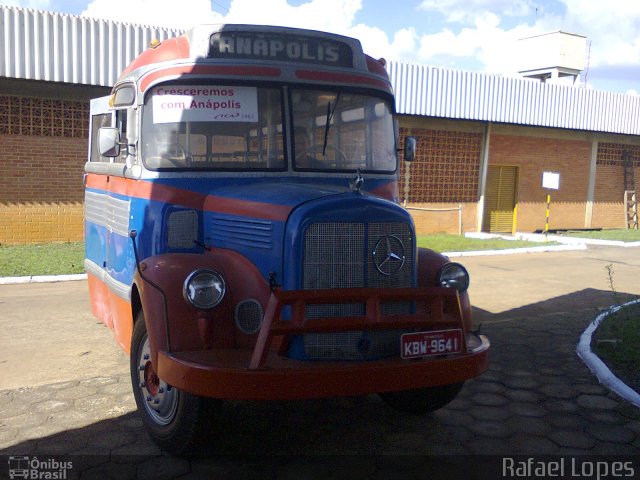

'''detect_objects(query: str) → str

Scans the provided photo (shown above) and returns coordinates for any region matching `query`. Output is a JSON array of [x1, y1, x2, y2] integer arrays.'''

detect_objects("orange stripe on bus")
[[85, 174, 291, 221], [140, 65, 282, 92]]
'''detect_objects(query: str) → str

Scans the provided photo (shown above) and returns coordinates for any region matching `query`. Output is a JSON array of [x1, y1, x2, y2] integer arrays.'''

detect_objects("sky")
[[4, 0, 640, 95]]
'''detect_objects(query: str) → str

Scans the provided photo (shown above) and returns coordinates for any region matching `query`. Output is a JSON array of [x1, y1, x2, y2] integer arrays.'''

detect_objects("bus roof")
[[116, 24, 391, 96]]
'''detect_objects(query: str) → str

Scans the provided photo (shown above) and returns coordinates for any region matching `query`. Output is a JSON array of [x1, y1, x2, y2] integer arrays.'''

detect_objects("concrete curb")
[[466, 231, 640, 248], [443, 243, 587, 257], [517, 232, 640, 247], [577, 299, 640, 408], [0, 273, 87, 285]]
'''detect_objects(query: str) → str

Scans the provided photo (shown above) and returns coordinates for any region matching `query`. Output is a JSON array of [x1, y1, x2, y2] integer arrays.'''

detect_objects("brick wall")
[[0, 95, 88, 245], [399, 126, 482, 234], [593, 143, 640, 228], [489, 134, 592, 232]]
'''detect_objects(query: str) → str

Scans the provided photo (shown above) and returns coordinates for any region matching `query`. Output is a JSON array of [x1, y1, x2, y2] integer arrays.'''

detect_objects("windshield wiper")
[[322, 93, 340, 156]]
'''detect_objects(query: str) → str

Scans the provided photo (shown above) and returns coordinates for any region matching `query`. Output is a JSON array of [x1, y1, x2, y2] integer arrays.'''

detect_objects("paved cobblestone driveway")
[[1, 248, 639, 478]]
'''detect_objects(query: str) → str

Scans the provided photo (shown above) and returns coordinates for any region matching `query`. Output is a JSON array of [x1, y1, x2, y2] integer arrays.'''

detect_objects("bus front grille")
[[301, 221, 414, 360]]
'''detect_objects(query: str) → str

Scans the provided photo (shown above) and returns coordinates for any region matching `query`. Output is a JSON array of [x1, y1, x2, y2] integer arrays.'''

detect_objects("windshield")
[[291, 89, 396, 173], [141, 84, 397, 173], [142, 85, 285, 170]]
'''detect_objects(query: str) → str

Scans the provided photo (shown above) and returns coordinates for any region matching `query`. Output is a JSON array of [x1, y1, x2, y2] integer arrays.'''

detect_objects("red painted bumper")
[[157, 335, 489, 400], [157, 286, 490, 400]]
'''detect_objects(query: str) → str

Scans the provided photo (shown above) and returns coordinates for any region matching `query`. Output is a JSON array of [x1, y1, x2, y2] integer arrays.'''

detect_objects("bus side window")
[[90, 113, 113, 162]]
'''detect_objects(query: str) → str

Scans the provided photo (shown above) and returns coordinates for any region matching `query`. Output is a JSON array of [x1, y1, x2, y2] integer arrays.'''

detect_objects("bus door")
[[86, 95, 133, 336], [86, 96, 115, 326]]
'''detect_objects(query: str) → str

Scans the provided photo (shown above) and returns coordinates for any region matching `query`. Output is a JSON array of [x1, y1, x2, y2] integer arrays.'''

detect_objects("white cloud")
[[80, 0, 362, 31], [556, 0, 640, 68], [350, 25, 418, 60], [3, 0, 51, 9], [221, 0, 362, 33], [419, 0, 534, 24], [416, 12, 546, 74]]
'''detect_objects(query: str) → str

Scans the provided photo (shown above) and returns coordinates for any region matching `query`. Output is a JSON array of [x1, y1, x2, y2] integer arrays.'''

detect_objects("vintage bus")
[[85, 24, 490, 453]]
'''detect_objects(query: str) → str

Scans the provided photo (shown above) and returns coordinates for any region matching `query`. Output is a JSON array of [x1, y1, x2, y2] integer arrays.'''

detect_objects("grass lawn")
[[560, 229, 640, 242], [0, 242, 85, 277], [593, 302, 640, 394], [417, 234, 554, 253]]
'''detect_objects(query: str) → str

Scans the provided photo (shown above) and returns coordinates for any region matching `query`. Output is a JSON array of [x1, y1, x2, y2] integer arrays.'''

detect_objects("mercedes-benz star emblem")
[[372, 235, 406, 276]]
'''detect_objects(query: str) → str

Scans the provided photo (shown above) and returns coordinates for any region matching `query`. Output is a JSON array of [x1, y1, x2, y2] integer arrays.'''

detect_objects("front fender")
[[417, 247, 473, 332], [134, 250, 270, 369]]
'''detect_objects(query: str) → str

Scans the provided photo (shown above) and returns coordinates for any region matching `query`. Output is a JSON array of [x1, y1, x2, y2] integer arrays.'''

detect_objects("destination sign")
[[208, 32, 354, 68]]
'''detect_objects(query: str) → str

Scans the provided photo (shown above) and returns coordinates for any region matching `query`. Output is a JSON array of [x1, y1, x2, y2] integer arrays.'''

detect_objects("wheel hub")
[[144, 362, 160, 396], [137, 334, 178, 425]]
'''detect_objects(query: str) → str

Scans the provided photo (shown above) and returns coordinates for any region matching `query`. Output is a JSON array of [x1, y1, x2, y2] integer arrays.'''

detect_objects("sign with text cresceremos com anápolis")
[[152, 86, 258, 124]]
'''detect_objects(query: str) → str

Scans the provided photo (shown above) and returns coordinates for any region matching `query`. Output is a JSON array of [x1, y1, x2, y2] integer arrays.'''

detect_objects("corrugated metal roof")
[[388, 61, 640, 135], [1, 5, 182, 87], [1, 5, 639, 136]]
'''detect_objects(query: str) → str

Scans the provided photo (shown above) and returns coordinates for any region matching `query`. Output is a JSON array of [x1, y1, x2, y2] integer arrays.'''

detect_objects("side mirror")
[[403, 136, 416, 162], [98, 127, 121, 157]]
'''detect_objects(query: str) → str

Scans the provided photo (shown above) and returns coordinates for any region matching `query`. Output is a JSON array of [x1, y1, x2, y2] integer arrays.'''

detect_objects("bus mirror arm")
[[125, 143, 137, 168], [130, 230, 143, 277], [129, 230, 172, 352]]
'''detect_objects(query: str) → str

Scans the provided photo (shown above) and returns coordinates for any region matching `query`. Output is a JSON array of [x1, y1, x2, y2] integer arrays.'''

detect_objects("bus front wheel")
[[130, 311, 215, 454]]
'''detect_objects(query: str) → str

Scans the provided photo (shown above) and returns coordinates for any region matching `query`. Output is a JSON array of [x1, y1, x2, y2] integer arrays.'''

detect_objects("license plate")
[[400, 329, 463, 359]]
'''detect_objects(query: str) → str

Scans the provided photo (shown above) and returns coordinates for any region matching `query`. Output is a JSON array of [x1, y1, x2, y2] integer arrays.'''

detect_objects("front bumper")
[[158, 335, 489, 400], [156, 286, 490, 400]]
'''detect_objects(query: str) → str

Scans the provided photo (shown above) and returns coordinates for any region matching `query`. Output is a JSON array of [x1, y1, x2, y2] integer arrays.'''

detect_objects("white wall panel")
[[388, 60, 640, 135], [0, 5, 182, 87]]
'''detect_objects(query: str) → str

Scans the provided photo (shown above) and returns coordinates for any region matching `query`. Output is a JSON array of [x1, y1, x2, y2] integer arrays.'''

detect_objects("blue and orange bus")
[[85, 24, 489, 453]]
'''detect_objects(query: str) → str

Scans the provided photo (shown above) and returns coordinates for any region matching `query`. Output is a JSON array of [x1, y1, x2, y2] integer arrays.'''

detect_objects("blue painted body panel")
[[85, 176, 400, 289]]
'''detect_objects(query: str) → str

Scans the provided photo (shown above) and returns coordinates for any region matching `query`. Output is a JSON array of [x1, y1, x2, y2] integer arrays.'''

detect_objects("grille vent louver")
[[84, 191, 130, 237], [235, 299, 263, 335], [167, 209, 198, 249], [208, 216, 273, 249]]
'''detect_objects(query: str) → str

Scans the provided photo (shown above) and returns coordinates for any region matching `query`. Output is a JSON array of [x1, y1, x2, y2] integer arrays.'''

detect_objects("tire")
[[130, 310, 216, 454], [379, 382, 464, 415]]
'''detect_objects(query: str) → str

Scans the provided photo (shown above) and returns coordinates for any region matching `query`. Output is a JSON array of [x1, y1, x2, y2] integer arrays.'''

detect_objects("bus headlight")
[[183, 269, 226, 310], [437, 263, 470, 293]]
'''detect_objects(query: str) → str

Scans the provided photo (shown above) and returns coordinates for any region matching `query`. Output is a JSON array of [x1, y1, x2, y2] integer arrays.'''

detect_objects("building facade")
[[1, 6, 180, 243], [388, 61, 640, 235], [1, 5, 638, 244]]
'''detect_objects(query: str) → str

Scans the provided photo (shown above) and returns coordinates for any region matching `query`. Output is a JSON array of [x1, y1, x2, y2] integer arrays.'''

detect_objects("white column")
[[476, 122, 492, 232], [584, 139, 598, 228]]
